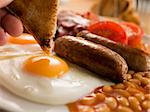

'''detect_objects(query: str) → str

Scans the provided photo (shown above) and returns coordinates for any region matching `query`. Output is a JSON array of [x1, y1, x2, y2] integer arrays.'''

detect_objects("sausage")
[[54, 36, 128, 82], [77, 30, 150, 72]]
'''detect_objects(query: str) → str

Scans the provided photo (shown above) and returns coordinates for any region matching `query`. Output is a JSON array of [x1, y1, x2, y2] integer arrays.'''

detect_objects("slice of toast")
[[6, 0, 59, 54]]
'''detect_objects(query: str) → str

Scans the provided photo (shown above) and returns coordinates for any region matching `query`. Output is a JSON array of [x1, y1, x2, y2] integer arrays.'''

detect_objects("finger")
[[0, 0, 13, 8], [0, 27, 7, 45], [2, 14, 23, 37]]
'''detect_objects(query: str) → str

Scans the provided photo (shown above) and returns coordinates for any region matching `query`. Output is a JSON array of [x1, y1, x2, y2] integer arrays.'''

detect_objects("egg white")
[[0, 34, 42, 58], [0, 55, 111, 105], [0, 44, 42, 58]]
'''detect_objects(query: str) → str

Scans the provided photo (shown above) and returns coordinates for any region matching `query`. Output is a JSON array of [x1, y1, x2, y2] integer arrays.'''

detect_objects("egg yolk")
[[23, 56, 69, 78], [8, 33, 37, 44]]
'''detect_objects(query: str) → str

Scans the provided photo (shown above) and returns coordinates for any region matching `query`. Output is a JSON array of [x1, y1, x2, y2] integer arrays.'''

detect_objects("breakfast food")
[[86, 21, 144, 47], [68, 72, 150, 112], [0, 34, 42, 58], [57, 11, 90, 37], [6, 0, 59, 53], [0, 55, 102, 105], [55, 36, 128, 82], [57, 11, 143, 48], [77, 30, 150, 72], [8, 34, 37, 45], [57, 11, 150, 71], [0, 9, 150, 111]]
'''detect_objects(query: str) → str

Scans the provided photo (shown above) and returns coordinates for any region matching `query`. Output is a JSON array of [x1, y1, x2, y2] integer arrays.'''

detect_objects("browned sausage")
[[55, 36, 128, 82], [77, 30, 150, 72]]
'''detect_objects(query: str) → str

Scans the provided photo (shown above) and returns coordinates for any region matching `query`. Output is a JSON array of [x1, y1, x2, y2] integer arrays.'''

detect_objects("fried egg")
[[0, 34, 41, 58], [8, 34, 37, 45], [0, 55, 108, 105]]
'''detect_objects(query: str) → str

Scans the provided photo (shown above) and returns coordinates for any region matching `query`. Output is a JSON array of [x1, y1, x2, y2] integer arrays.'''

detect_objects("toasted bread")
[[6, 0, 59, 53]]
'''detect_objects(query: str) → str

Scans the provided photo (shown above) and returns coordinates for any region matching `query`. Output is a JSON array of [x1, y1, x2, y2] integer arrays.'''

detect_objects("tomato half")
[[88, 21, 127, 44], [121, 22, 144, 48]]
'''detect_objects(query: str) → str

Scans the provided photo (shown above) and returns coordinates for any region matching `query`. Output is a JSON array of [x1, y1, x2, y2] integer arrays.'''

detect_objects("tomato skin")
[[88, 21, 128, 44], [121, 22, 144, 37], [128, 35, 142, 48], [121, 22, 144, 48]]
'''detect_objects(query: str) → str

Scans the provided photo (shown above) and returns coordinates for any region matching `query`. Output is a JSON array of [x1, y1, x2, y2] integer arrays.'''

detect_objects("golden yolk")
[[8, 33, 37, 44], [23, 56, 69, 78]]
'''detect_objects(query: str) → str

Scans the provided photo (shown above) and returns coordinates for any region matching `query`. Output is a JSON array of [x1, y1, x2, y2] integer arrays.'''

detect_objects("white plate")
[[0, 35, 149, 112], [0, 86, 68, 112]]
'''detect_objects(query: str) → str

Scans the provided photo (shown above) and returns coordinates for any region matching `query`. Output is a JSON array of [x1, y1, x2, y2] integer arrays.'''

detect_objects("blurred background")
[[60, 0, 150, 34]]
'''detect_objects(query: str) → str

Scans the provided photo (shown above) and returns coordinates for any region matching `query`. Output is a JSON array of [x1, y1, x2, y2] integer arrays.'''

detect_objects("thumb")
[[0, 0, 13, 8]]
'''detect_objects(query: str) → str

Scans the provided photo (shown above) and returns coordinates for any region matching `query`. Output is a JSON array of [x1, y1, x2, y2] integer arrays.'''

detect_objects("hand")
[[0, 0, 23, 45]]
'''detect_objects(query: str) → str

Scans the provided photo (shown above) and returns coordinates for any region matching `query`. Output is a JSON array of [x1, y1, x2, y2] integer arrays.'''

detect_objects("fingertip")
[[0, 0, 13, 8], [2, 14, 23, 37], [0, 27, 7, 45]]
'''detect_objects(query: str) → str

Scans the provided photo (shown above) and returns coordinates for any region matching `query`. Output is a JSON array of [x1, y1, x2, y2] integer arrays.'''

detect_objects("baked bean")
[[128, 96, 142, 112], [96, 93, 106, 102], [133, 73, 142, 77], [145, 94, 150, 100], [142, 100, 150, 109], [124, 74, 132, 80], [124, 82, 136, 88], [117, 96, 129, 107], [134, 93, 145, 102], [102, 86, 113, 93], [126, 87, 141, 95], [105, 97, 117, 109], [80, 107, 94, 112], [129, 79, 141, 86], [145, 84, 150, 93], [95, 104, 110, 112], [133, 73, 143, 80], [117, 106, 133, 112], [114, 89, 130, 97], [80, 95, 96, 105], [141, 77, 150, 86], [113, 83, 125, 89]]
